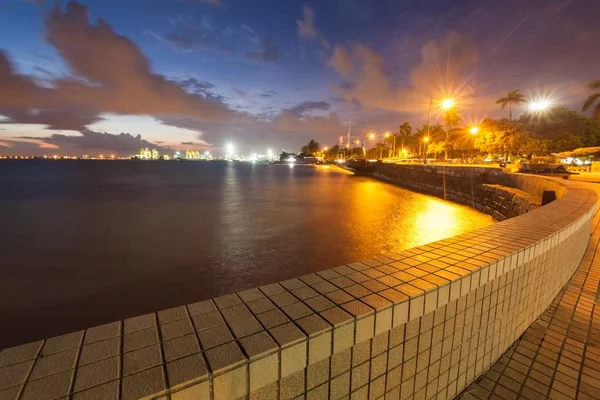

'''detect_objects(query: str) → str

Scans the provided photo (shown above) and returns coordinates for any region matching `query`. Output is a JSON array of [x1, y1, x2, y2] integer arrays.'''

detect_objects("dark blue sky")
[[1, 0, 599, 155]]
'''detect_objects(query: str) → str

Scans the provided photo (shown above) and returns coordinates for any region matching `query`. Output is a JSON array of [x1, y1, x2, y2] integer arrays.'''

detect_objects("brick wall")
[[374, 164, 560, 221]]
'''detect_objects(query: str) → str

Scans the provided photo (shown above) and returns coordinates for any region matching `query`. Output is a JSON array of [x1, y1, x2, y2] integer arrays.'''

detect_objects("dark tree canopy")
[[301, 139, 320, 155]]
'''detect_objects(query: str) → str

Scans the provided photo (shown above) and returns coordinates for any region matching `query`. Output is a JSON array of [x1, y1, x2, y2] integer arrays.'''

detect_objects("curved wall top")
[[0, 170, 596, 400]]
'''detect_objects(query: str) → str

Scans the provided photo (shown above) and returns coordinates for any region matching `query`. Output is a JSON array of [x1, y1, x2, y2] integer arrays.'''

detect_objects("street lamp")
[[423, 137, 429, 164], [528, 99, 551, 113], [469, 126, 479, 160], [425, 96, 456, 159], [440, 98, 456, 111]]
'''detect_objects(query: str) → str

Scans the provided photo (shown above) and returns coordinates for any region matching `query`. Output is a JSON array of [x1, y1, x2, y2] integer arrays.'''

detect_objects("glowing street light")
[[369, 133, 375, 140], [528, 99, 551, 113], [323, 146, 329, 151], [469, 126, 479, 159], [423, 137, 430, 142], [226, 143, 234, 156], [440, 98, 455, 111]]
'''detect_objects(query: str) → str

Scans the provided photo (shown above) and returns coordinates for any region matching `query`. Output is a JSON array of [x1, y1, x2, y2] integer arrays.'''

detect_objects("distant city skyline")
[[1, 0, 599, 156]]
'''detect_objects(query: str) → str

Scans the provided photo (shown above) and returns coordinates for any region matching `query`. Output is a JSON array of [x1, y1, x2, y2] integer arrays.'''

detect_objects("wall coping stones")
[[0, 167, 596, 400]]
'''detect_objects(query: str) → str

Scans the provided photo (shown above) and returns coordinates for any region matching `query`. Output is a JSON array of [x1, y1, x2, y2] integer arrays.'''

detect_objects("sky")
[[0, 0, 599, 156]]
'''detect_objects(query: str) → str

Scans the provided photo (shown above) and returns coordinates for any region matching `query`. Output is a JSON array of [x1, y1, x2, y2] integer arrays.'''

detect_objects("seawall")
[[0, 166, 596, 400], [374, 164, 549, 222]]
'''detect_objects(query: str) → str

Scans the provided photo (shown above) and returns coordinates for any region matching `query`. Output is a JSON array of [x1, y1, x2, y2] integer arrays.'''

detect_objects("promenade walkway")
[[459, 184, 600, 399]]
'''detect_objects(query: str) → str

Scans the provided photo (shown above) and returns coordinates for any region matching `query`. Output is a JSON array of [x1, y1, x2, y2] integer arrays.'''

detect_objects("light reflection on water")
[[0, 161, 493, 347]]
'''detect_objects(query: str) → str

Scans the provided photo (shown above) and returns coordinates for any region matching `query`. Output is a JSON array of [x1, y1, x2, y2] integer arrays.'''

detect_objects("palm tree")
[[582, 80, 600, 120], [399, 122, 412, 136], [496, 90, 527, 122], [375, 142, 389, 159], [391, 122, 412, 157]]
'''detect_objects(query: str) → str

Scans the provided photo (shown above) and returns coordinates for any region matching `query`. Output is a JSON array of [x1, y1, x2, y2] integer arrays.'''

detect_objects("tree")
[[399, 122, 412, 136], [374, 142, 389, 159], [518, 106, 600, 153], [386, 122, 412, 157], [496, 90, 527, 122], [582, 80, 600, 120], [474, 119, 547, 160], [300, 139, 320, 155], [324, 145, 340, 161], [415, 124, 445, 159]]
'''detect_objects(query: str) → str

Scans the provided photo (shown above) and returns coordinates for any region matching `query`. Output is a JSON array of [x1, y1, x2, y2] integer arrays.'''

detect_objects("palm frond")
[[589, 80, 600, 89], [582, 93, 600, 111], [496, 97, 508, 107]]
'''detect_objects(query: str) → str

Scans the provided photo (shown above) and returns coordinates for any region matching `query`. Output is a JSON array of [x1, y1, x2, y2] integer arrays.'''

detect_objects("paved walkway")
[[459, 185, 600, 399]]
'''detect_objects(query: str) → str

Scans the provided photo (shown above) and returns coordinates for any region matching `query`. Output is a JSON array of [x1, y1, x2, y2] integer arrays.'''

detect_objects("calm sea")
[[0, 160, 493, 348]]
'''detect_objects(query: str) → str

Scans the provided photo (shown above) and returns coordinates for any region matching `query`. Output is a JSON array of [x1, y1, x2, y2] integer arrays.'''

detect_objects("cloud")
[[161, 108, 346, 152], [233, 87, 246, 98], [0, 1, 342, 155], [296, 6, 329, 50], [328, 32, 479, 113], [0, 53, 39, 108], [297, 6, 319, 39], [149, 15, 279, 63], [14, 130, 170, 154], [245, 37, 280, 63], [176, 78, 227, 102], [0, 107, 101, 130], [286, 101, 331, 117], [258, 90, 277, 98], [0, 2, 242, 131], [147, 15, 220, 54], [327, 46, 353, 79]]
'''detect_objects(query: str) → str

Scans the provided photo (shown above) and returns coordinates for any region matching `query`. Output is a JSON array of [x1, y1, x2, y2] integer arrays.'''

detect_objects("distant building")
[[136, 148, 161, 160], [185, 150, 200, 160], [139, 148, 151, 159]]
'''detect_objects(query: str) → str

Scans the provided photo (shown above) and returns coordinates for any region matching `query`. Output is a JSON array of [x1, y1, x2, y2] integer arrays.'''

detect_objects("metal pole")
[[425, 96, 432, 164], [346, 115, 351, 149]]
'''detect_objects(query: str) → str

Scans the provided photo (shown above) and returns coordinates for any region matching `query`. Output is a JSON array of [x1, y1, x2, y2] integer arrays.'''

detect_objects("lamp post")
[[469, 126, 479, 160], [423, 136, 430, 164], [426, 96, 456, 162], [440, 98, 456, 161]]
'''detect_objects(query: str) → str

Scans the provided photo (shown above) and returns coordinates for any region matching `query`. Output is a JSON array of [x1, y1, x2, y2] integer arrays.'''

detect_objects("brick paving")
[[459, 186, 600, 400]]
